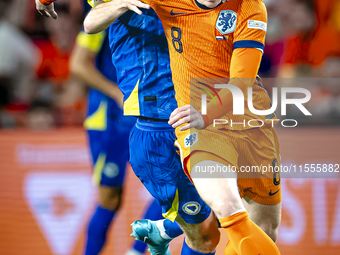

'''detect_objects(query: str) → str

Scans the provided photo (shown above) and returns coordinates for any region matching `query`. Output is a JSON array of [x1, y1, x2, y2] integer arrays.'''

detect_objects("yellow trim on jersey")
[[76, 31, 106, 53], [162, 189, 179, 222], [92, 152, 107, 185], [88, 0, 112, 8], [84, 100, 108, 131], [123, 79, 140, 116]]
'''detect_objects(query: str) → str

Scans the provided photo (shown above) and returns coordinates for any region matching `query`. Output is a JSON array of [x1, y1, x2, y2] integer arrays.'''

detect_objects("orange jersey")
[[141, 0, 279, 163], [147, 0, 267, 108], [139, 0, 281, 206]]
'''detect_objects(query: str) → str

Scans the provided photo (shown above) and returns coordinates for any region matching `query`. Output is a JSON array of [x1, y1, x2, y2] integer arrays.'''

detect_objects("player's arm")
[[70, 31, 123, 107], [84, 0, 150, 34], [35, 0, 58, 19], [201, 48, 262, 128], [169, 49, 262, 130]]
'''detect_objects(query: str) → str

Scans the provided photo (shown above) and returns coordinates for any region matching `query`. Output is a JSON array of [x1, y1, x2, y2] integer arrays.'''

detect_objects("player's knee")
[[211, 198, 244, 219], [99, 194, 122, 211], [202, 225, 220, 249], [99, 186, 123, 211], [195, 215, 220, 251], [181, 213, 220, 252]]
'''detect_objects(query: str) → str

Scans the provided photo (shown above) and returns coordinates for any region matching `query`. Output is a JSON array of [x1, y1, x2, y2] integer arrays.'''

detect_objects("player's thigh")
[[242, 195, 281, 241], [94, 150, 127, 210], [129, 126, 211, 225], [89, 129, 128, 182], [190, 151, 244, 219], [88, 127, 129, 209], [237, 127, 282, 206]]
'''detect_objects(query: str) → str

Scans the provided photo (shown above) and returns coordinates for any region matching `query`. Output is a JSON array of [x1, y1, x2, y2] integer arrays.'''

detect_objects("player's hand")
[[169, 105, 204, 131], [121, 0, 150, 15], [36, 0, 58, 19]]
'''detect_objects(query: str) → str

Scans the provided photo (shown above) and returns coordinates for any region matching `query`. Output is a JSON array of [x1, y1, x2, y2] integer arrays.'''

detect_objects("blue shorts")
[[85, 90, 136, 187], [129, 118, 211, 224]]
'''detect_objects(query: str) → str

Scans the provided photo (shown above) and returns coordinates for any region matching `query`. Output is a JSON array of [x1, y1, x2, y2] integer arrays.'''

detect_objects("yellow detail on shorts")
[[92, 153, 107, 185], [87, 0, 112, 8], [76, 31, 106, 53], [84, 100, 107, 131], [162, 189, 179, 222], [123, 79, 140, 116]]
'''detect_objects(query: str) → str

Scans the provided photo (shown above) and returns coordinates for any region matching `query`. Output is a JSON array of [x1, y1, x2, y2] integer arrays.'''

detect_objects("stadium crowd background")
[[0, 0, 340, 129], [0, 1, 340, 255]]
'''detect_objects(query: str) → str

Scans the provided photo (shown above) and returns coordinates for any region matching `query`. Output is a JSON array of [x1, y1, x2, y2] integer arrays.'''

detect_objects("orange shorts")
[[176, 127, 281, 206]]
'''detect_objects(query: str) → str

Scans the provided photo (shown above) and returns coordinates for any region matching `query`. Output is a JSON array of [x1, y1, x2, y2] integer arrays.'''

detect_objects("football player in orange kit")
[[84, 0, 282, 254], [163, 2, 282, 255]]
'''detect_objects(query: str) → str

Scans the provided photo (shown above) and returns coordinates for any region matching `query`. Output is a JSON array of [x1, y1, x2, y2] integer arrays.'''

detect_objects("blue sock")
[[163, 219, 183, 238], [84, 205, 115, 255], [133, 199, 163, 253], [181, 239, 216, 255], [142, 199, 163, 221]]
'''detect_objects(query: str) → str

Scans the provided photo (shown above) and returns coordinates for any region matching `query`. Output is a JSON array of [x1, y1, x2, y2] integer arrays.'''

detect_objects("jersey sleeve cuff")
[[76, 31, 106, 53], [40, 0, 55, 5], [233, 40, 264, 54]]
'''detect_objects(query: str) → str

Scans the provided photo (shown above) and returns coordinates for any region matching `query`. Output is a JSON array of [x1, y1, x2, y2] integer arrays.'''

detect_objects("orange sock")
[[224, 241, 238, 255], [219, 211, 280, 255]]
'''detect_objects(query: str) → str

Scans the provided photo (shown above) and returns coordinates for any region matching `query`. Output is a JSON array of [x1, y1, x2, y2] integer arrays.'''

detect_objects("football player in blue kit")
[[69, 3, 167, 254], [71, 27, 166, 255], [84, 1, 221, 254]]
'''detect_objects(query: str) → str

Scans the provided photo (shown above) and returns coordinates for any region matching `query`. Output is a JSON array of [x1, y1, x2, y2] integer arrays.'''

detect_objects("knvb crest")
[[216, 10, 237, 35], [184, 132, 198, 148]]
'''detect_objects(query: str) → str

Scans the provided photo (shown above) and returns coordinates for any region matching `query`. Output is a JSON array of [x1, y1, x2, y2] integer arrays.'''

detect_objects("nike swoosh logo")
[[269, 189, 280, 196], [170, 10, 187, 15]]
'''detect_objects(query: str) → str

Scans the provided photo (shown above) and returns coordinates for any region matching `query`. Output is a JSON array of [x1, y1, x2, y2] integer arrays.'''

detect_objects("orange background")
[[0, 127, 339, 255]]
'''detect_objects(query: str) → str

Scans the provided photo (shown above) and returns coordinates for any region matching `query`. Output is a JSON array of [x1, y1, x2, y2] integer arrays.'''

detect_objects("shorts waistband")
[[136, 118, 174, 132], [139, 116, 168, 122]]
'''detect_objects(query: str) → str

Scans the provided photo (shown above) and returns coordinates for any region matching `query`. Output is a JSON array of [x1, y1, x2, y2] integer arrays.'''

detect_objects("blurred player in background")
[[68, 5, 164, 255]]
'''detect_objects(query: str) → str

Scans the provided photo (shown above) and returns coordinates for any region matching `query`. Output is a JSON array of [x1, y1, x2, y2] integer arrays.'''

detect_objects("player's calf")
[[85, 186, 123, 255], [259, 221, 279, 242], [242, 196, 281, 242]]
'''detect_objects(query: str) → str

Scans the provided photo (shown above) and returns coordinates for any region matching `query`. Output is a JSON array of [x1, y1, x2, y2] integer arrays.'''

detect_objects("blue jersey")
[[85, 1, 211, 224], [108, 9, 177, 120]]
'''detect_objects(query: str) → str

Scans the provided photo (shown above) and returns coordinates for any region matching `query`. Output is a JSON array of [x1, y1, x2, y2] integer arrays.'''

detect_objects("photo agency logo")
[[198, 83, 312, 128]]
